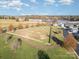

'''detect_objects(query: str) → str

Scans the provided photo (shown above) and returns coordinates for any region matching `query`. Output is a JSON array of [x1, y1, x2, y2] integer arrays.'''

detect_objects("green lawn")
[[0, 33, 76, 59]]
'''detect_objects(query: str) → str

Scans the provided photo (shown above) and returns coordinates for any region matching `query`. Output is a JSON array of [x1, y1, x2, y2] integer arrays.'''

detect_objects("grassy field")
[[0, 33, 76, 59], [0, 20, 47, 28], [0, 19, 77, 59], [12, 26, 63, 45]]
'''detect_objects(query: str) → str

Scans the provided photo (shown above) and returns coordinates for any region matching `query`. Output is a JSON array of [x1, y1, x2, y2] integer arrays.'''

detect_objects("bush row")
[[0, 22, 48, 33]]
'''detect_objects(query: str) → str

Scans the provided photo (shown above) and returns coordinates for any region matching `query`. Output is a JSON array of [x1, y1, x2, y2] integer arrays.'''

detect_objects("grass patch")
[[0, 33, 76, 59]]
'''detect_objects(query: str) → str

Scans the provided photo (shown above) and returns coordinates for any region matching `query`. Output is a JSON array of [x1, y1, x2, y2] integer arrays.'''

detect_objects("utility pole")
[[48, 24, 52, 43], [46, 16, 52, 44]]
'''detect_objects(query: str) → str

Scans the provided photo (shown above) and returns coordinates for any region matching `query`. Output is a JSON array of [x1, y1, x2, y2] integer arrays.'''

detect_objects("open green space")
[[12, 26, 63, 44], [0, 32, 76, 59]]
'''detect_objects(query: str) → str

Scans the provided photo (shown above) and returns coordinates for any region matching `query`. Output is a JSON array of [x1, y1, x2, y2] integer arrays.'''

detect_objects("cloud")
[[44, 0, 56, 6], [0, 0, 29, 10], [0, 0, 75, 11], [8, 0, 23, 8], [29, 0, 38, 6], [59, 0, 74, 5]]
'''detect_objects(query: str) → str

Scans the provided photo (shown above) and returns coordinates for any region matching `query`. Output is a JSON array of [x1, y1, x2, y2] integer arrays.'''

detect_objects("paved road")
[[51, 35, 63, 47], [75, 43, 79, 56]]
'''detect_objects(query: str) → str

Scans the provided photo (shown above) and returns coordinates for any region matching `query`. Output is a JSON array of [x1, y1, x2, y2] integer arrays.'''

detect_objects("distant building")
[[29, 19, 43, 22], [72, 28, 78, 33]]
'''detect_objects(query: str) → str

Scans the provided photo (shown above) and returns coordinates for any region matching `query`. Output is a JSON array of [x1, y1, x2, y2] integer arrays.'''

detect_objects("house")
[[29, 19, 43, 22]]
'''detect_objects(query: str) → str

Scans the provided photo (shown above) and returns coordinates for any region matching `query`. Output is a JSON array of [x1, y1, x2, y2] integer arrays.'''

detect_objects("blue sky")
[[0, 0, 79, 16]]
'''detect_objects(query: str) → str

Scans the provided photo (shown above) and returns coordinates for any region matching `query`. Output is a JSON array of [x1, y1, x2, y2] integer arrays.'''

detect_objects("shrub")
[[16, 18, 19, 22], [25, 24, 29, 28], [7, 35, 13, 42], [29, 24, 33, 27], [39, 23, 47, 26], [42, 23, 48, 26], [38, 50, 50, 59], [17, 38, 22, 46], [18, 24, 23, 29], [36, 23, 40, 26], [64, 32, 77, 50], [30, 24, 34, 27], [0, 25, 2, 33], [2, 28, 7, 33], [8, 24, 14, 31], [14, 27, 17, 32]]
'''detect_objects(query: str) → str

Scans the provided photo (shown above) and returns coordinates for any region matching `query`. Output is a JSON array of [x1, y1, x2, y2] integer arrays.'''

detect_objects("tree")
[[0, 16, 3, 19], [38, 50, 50, 59], [64, 32, 77, 50]]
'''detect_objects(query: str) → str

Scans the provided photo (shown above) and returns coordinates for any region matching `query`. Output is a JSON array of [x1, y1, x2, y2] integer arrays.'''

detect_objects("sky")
[[0, 0, 79, 16]]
